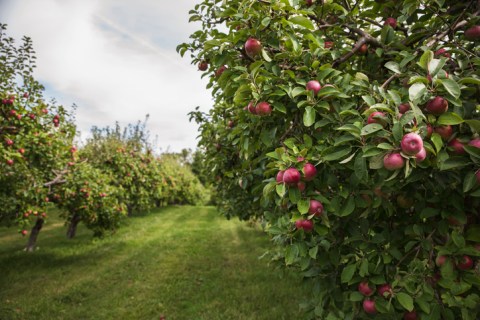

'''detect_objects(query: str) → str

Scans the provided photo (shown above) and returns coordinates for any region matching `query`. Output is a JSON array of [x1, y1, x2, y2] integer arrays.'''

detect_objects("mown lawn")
[[0, 206, 310, 320]]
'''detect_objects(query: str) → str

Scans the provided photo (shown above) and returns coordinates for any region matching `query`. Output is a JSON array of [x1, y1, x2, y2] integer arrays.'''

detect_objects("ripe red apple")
[[377, 284, 393, 298], [297, 181, 306, 192], [426, 124, 433, 139], [358, 43, 368, 55], [227, 120, 234, 128], [324, 41, 334, 49], [23, 92, 29, 98], [276, 170, 285, 183], [404, 311, 418, 320], [297, 156, 305, 162], [245, 38, 262, 58], [398, 103, 410, 114], [9, 110, 16, 117], [255, 102, 272, 116], [434, 125, 453, 140], [426, 96, 448, 115], [295, 219, 304, 229], [198, 61, 208, 71], [401, 133, 423, 155], [70, 146, 77, 153], [283, 168, 301, 185], [247, 101, 256, 114], [465, 25, 480, 41], [6, 159, 14, 166], [215, 65, 227, 77], [358, 281, 374, 296], [306, 0, 314, 6], [308, 199, 324, 217], [21, 230, 28, 236], [5, 139, 14, 146], [306, 80, 321, 95], [362, 299, 376, 314], [436, 255, 447, 267], [415, 147, 427, 162], [435, 48, 450, 58], [468, 139, 480, 148], [42, 108, 48, 114], [448, 138, 465, 155], [457, 255, 473, 270], [384, 17, 397, 29], [383, 153, 405, 170], [367, 111, 387, 126], [302, 219, 314, 232], [303, 163, 317, 181], [29, 113, 35, 120]]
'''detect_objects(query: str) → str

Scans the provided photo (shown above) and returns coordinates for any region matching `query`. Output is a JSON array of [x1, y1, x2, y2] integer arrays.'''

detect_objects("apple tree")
[[180, 0, 480, 318], [0, 24, 77, 251]]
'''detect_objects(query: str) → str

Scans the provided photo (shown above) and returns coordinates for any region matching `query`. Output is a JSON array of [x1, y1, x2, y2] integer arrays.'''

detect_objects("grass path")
[[0, 206, 309, 320]]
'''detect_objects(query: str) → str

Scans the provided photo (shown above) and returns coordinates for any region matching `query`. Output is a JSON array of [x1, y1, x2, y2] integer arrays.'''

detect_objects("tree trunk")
[[66, 213, 81, 239], [25, 218, 44, 252]]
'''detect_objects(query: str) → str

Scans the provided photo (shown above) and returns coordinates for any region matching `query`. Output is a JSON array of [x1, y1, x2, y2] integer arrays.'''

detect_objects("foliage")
[[0, 24, 76, 231], [180, 0, 480, 318]]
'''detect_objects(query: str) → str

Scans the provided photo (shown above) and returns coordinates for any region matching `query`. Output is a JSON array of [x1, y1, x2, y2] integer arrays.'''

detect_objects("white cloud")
[[0, 0, 213, 152]]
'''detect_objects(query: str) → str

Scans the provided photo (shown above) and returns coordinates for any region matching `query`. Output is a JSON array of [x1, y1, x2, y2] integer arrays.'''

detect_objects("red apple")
[[6, 159, 14, 166], [245, 38, 262, 58], [255, 102, 272, 116], [308, 199, 324, 217], [70, 146, 77, 153], [384, 17, 397, 29], [465, 25, 480, 41], [363, 299, 376, 314], [21, 230, 28, 236], [276, 170, 285, 183], [303, 163, 317, 181], [29, 113, 35, 120], [367, 111, 387, 126], [358, 281, 374, 296], [384, 153, 405, 170], [436, 255, 447, 267], [324, 41, 334, 49], [404, 311, 417, 320], [306, 80, 321, 95], [215, 65, 227, 77], [398, 103, 410, 114], [457, 255, 473, 270], [297, 156, 305, 162], [468, 139, 480, 148], [295, 219, 304, 229], [198, 61, 208, 71], [5, 139, 13, 146], [283, 168, 301, 185], [377, 284, 393, 298], [302, 219, 314, 232], [23, 92, 29, 98], [227, 120, 234, 128], [415, 147, 427, 162], [435, 48, 450, 58], [426, 123, 433, 139], [401, 133, 423, 155], [247, 101, 256, 114], [426, 96, 448, 115], [448, 138, 465, 155], [297, 181, 306, 192], [306, 0, 314, 6], [358, 43, 368, 55], [434, 125, 453, 140]]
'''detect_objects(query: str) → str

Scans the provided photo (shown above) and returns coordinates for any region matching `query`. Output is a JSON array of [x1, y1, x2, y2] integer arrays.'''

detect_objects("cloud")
[[0, 0, 212, 152]]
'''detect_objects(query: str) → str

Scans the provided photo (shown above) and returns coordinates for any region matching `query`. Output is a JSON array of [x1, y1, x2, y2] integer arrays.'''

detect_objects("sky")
[[0, 0, 213, 153]]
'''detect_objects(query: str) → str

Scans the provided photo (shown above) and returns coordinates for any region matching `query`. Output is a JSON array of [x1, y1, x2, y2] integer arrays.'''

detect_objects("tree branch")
[[381, 74, 399, 89]]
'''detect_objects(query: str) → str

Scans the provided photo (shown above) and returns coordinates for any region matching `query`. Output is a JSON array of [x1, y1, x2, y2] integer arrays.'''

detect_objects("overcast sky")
[[0, 0, 212, 153]]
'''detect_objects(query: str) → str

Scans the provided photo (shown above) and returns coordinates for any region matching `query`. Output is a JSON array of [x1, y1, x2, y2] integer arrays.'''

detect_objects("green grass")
[[0, 206, 310, 320]]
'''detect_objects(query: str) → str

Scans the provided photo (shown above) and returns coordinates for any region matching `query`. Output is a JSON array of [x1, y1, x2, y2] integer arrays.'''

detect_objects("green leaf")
[[396, 292, 414, 311], [459, 77, 480, 85], [289, 187, 301, 204], [285, 244, 299, 265], [359, 258, 369, 277], [354, 154, 368, 181], [361, 123, 383, 136], [418, 50, 433, 70], [341, 264, 356, 283], [298, 198, 310, 214], [463, 171, 477, 193], [452, 230, 465, 248], [466, 225, 480, 242], [465, 120, 480, 134], [409, 82, 427, 102], [441, 79, 461, 99], [322, 146, 352, 161], [303, 106, 316, 127], [437, 112, 464, 125], [289, 16, 315, 30], [428, 58, 446, 77], [261, 48, 272, 62], [384, 61, 401, 74], [276, 183, 286, 198], [338, 197, 355, 217], [431, 133, 444, 154]]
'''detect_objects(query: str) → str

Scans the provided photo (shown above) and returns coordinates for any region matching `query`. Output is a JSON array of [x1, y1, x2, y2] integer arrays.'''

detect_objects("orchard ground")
[[0, 206, 310, 320]]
